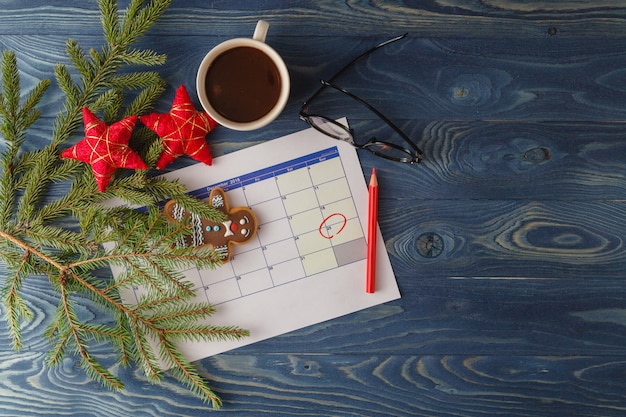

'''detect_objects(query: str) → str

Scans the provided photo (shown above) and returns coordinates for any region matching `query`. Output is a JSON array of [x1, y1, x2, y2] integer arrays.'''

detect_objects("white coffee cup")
[[196, 20, 290, 131]]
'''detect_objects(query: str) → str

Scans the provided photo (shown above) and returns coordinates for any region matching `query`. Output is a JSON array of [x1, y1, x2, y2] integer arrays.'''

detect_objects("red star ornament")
[[61, 108, 147, 192], [140, 85, 217, 170]]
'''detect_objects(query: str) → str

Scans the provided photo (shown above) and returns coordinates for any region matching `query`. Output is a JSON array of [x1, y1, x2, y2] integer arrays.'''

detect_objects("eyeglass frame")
[[299, 33, 423, 164]]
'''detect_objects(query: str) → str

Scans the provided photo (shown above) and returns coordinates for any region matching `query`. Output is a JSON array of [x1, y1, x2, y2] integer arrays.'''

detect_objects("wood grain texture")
[[2, 0, 626, 38], [2, 1, 626, 416], [5, 276, 626, 415], [7, 34, 626, 123]]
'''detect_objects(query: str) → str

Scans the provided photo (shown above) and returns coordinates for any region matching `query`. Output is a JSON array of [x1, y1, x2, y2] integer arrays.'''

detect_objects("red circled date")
[[318, 213, 347, 239]]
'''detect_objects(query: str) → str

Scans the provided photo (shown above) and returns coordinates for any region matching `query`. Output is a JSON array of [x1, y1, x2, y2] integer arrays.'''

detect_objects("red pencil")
[[366, 168, 378, 293]]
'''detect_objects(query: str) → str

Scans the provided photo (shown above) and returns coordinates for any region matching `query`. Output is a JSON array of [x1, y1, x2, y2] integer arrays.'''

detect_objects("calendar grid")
[[128, 146, 367, 306]]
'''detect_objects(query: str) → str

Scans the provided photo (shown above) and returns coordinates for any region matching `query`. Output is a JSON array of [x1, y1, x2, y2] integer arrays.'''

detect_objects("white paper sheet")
[[113, 121, 400, 361]]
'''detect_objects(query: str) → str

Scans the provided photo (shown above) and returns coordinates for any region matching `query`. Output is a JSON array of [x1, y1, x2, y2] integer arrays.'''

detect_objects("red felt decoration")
[[140, 85, 217, 169], [61, 107, 147, 192]]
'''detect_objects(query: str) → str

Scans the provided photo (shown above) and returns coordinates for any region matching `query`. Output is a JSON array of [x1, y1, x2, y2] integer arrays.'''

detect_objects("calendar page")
[[114, 121, 401, 361]]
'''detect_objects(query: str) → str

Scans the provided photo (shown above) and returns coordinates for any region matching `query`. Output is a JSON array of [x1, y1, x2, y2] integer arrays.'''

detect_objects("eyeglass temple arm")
[[322, 80, 423, 157], [300, 33, 409, 112], [326, 33, 408, 84]]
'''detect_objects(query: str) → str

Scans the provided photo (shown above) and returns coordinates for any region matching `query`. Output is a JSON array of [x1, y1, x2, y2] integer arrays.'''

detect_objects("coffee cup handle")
[[253, 20, 269, 43]]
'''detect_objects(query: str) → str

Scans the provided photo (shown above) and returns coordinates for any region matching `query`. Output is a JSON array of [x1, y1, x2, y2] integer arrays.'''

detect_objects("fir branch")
[[128, 317, 161, 382], [99, 0, 121, 45], [0, 51, 51, 230], [0, 140, 18, 230], [108, 71, 163, 90], [0, 0, 245, 407], [12, 152, 79, 189], [117, 257, 193, 298], [124, 78, 166, 117], [159, 336, 222, 408], [80, 322, 127, 346], [0, 164, 16, 229], [134, 293, 196, 313], [165, 325, 250, 343], [45, 323, 71, 367], [31, 164, 104, 223], [15, 147, 61, 223], [120, 48, 167, 66], [0, 51, 50, 139], [1, 51, 20, 121], [18, 81, 50, 134], [59, 284, 124, 392], [25, 223, 91, 255], [54, 64, 82, 108], [91, 87, 125, 121], [1, 252, 34, 351], [142, 131, 164, 166], [142, 300, 218, 324], [118, 0, 173, 46], [66, 39, 93, 80], [168, 191, 229, 224], [113, 310, 133, 367]]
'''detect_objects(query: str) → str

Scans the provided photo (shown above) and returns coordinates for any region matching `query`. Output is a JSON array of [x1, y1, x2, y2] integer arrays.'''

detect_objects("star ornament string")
[[61, 85, 217, 191]]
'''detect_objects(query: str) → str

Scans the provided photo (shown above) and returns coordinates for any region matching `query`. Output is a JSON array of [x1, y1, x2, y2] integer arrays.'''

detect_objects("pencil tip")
[[369, 168, 378, 186]]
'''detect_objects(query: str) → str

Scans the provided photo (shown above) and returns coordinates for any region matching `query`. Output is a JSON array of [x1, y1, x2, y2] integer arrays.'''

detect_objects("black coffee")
[[205, 46, 282, 123]]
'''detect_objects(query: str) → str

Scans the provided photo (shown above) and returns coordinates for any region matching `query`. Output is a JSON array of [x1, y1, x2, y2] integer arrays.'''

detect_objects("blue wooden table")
[[2, 1, 626, 416]]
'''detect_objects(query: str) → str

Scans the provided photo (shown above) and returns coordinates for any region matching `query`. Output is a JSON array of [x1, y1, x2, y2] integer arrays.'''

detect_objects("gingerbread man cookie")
[[164, 187, 257, 262]]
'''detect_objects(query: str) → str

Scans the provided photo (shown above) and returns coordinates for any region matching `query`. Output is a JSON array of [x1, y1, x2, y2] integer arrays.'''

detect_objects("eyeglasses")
[[299, 33, 423, 164]]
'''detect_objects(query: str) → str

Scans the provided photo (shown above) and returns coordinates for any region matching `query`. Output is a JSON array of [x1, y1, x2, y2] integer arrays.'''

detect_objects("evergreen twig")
[[0, 0, 246, 409]]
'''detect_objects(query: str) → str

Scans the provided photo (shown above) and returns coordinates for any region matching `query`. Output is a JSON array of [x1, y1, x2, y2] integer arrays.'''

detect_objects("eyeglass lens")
[[306, 116, 353, 141]]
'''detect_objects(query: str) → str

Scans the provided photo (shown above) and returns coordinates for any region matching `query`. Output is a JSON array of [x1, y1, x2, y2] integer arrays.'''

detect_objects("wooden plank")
[[377, 199, 626, 280], [2, 1, 626, 38], [3, 349, 626, 416], [198, 353, 626, 416], [243, 277, 626, 356], [5, 35, 626, 123]]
